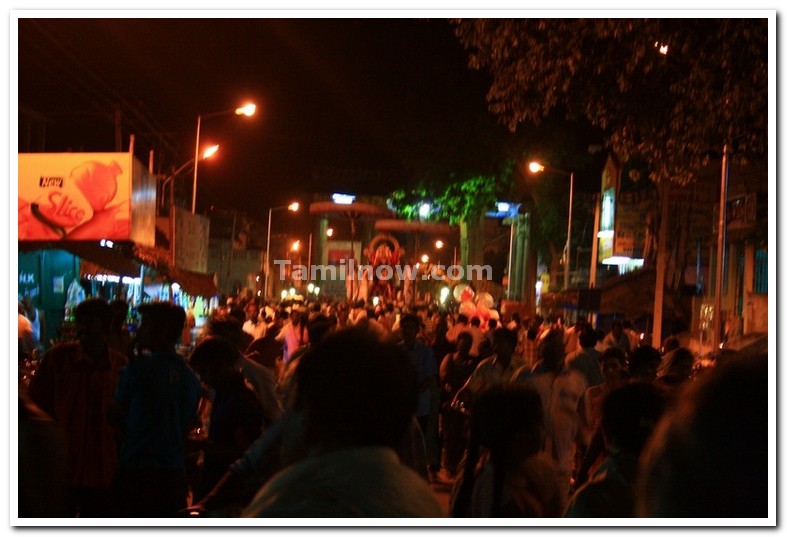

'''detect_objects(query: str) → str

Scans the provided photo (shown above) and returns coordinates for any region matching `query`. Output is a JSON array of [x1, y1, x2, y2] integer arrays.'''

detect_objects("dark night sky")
[[17, 18, 505, 215]]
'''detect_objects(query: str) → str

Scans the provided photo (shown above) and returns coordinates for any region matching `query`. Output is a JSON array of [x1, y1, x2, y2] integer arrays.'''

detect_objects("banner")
[[19, 153, 132, 241]]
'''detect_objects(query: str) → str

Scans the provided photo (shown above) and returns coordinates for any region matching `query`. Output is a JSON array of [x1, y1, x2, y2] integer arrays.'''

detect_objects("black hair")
[[578, 326, 598, 348], [399, 313, 421, 329], [205, 314, 245, 349], [628, 345, 662, 378], [74, 297, 113, 326], [456, 331, 473, 346], [470, 317, 481, 327], [137, 301, 185, 346], [306, 314, 337, 344], [293, 327, 417, 449], [189, 335, 242, 389], [638, 354, 767, 517], [452, 385, 544, 517], [601, 382, 666, 454], [599, 347, 627, 367], [537, 329, 565, 372], [493, 327, 518, 349]]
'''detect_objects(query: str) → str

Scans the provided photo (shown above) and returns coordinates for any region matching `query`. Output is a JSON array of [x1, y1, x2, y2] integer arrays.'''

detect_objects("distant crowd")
[[18, 293, 767, 519]]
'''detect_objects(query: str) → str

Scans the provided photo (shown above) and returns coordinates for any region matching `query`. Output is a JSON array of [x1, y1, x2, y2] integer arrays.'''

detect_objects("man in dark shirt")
[[112, 302, 201, 517]]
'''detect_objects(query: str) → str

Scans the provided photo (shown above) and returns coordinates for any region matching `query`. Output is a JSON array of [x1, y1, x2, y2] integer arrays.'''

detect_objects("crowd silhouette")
[[18, 293, 768, 520]]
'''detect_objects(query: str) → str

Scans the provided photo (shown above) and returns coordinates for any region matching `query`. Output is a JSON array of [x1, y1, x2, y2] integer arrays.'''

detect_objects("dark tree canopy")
[[452, 18, 768, 185]]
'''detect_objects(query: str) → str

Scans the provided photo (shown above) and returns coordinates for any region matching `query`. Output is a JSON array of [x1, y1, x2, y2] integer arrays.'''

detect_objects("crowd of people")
[[17, 292, 767, 519]]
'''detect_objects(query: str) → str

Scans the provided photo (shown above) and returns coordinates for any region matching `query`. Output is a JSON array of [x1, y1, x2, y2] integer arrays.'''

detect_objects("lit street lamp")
[[264, 202, 299, 300], [530, 161, 574, 291], [161, 145, 219, 264], [192, 103, 256, 214]]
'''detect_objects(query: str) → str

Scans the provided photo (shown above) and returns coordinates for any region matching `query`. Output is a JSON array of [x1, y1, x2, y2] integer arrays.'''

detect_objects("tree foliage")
[[388, 168, 511, 225], [452, 18, 768, 185]]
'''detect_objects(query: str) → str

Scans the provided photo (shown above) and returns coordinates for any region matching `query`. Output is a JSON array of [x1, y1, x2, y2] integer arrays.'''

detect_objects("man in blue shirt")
[[399, 313, 441, 480], [112, 302, 201, 517]]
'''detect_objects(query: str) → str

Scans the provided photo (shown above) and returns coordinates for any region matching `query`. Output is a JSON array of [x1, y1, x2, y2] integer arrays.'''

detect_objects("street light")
[[192, 102, 256, 214], [264, 202, 299, 300], [530, 161, 574, 290], [161, 145, 220, 265]]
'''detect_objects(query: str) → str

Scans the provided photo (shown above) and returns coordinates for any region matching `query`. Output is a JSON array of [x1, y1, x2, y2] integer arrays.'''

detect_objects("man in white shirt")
[[242, 301, 266, 341]]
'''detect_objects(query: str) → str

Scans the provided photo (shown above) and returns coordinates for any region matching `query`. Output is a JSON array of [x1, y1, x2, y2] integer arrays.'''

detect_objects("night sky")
[[17, 18, 504, 217]]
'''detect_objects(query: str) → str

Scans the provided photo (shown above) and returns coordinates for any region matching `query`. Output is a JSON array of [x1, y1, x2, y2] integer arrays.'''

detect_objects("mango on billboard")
[[19, 153, 132, 241]]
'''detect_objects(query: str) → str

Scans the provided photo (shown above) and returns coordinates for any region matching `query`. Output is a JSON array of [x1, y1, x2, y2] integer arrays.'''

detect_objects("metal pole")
[[712, 142, 730, 354], [170, 175, 176, 265], [652, 181, 670, 349], [227, 210, 237, 296], [264, 207, 273, 300], [191, 114, 201, 214], [589, 194, 600, 288], [565, 172, 574, 290], [506, 219, 515, 299], [307, 232, 313, 283]]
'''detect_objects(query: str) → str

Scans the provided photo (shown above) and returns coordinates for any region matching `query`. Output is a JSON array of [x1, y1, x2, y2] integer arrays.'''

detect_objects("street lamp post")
[[530, 161, 574, 291], [192, 103, 256, 214], [264, 202, 299, 300], [161, 145, 220, 264]]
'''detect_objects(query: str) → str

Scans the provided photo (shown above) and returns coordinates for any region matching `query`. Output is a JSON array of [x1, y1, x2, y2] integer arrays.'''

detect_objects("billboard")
[[174, 206, 210, 273], [18, 152, 156, 245]]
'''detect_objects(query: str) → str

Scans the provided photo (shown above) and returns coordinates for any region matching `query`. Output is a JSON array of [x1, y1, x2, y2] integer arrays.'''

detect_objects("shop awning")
[[20, 240, 142, 277], [168, 267, 219, 297], [133, 244, 218, 297], [20, 240, 218, 297]]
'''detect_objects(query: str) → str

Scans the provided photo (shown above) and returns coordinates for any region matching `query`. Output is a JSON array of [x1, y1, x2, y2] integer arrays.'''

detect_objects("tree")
[[451, 18, 768, 185]]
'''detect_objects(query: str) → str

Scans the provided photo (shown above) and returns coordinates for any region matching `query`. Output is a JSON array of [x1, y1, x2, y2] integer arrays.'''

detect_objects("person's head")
[[306, 314, 338, 345], [454, 384, 544, 517], [228, 306, 246, 325], [637, 354, 767, 517], [74, 298, 113, 357], [399, 313, 421, 347], [470, 317, 481, 328], [628, 345, 662, 383], [135, 302, 186, 353], [663, 348, 695, 381], [457, 314, 468, 325], [492, 328, 517, 360], [244, 301, 259, 322], [109, 299, 129, 328], [291, 311, 302, 326], [289, 327, 417, 452], [473, 384, 545, 459], [204, 314, 246, 352], [601, 382, 666, 455], [189, 335, 241, 390], [487, 318, 498, 330], [599, 347, 627, 386], [537, 328, 565, 372], [662, 335, 680, 355], [578, 326, 598, 349], [456, 332, 473, 355]]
